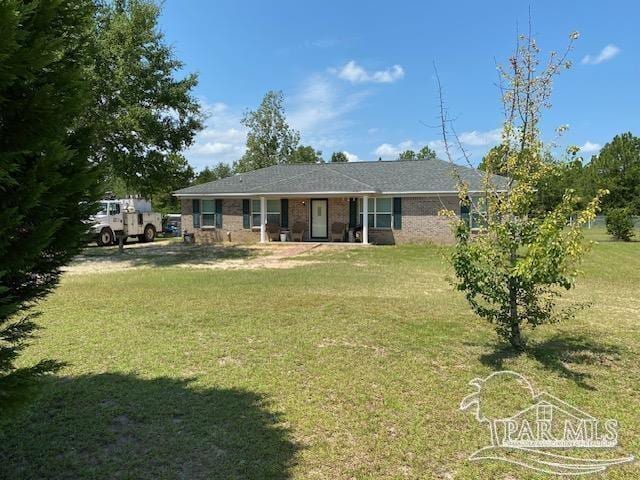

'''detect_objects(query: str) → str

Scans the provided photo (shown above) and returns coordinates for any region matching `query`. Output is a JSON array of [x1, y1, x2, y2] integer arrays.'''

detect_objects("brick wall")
[[181, 198, 257, 244], [180, 195, 457, 245], [390, 195, 457, 244]]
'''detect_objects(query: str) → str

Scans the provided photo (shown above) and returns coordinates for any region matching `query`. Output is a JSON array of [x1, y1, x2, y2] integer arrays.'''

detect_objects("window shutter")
[[460, 197, 471, 228], [349, 198, 358, 228], [215, 199, 223, 228], [393, 197, 402, 230], [192, 199, 201, 228], [242, 199, 250, 229], [281, 199, 289, 228]]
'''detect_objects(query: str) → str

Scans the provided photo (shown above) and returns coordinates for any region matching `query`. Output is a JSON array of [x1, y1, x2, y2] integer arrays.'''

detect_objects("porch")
[[252, 195, 379, 244]]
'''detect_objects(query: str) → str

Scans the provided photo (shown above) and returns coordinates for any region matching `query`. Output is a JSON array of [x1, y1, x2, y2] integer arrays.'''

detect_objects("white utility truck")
[[92, 198, 162, 246]]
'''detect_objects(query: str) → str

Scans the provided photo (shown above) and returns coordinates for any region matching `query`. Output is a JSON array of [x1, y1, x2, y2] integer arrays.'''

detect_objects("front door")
[[311, 199, 328, 239]]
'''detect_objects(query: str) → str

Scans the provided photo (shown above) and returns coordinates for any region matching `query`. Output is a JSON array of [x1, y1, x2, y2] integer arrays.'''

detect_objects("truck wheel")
[[140, 224, 156, 243], [97, 228, 114, 247]]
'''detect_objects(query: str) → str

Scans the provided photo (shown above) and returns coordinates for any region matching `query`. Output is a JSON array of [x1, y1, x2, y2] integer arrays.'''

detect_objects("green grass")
[[1, 237, 639, 479]]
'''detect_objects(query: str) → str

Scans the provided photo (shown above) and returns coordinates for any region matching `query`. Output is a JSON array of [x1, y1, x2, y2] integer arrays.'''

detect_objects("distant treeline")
[[479, 132, 640, 214]]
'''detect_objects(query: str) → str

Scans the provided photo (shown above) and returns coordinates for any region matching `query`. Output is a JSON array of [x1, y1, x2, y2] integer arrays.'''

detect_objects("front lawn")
[[1, 239, 639, 479]]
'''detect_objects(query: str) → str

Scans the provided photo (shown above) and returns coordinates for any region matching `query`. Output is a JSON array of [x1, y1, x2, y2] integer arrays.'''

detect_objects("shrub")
[[606, 208, 635, 241]]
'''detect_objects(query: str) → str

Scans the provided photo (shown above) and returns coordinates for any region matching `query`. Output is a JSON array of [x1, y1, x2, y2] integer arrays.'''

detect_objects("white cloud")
[[457, 128, 502, 146], [289, 74, 370, 152], [582, 44, 621, 65], [373, 128, 501, 160], [331, 60, 405, 84], [580, 141, 601, 153], [185, 101, 247, 170], [373, 140, 415, 158], [343, 151, 360, 162]]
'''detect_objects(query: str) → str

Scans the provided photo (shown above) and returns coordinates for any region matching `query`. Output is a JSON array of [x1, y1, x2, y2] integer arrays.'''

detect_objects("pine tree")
[[331, 152, 349, 163], [0, 0, 99, 409]]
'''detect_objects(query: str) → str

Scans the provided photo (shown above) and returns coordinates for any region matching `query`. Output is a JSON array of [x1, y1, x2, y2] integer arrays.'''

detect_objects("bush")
[[606, 208, 635, 241]]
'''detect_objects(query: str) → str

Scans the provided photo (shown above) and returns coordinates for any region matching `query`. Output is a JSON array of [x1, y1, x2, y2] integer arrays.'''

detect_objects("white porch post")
[[260, 196, 266, 243], [362, 195, 369, 244]]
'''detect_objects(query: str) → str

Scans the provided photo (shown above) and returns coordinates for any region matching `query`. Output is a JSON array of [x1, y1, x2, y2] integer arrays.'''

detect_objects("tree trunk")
[[508, 249, 524, 351]]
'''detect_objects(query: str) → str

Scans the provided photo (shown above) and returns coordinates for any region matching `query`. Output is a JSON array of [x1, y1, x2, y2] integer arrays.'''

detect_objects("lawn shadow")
[[0, 374, 298, 479], [476, 334, 622, 390], [74, 243, 258, 269]]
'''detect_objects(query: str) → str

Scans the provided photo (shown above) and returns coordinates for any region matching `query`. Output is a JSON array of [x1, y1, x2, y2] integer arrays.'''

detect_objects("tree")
[[478, 145, 509, 176], [86, 0, 203, 198], [417, 145, 437, 161], [234, 91, 300, 173], [194, 163, 233, 184], [534, 155, 588, 214], [398, 146, 437, 161], [0, 0, 100, 409], [331, 152, 349, 163], [439, 31, 605, 350], [289, 145, 322, 164], [584, 133, 640, 214], [398, 150, 417, 160], [148, 154, 195, 214], [606, 208, 635, 241]]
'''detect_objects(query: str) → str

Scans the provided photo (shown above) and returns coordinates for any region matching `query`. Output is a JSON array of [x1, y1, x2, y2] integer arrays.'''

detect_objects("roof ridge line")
[[323, 163, 378, 191]]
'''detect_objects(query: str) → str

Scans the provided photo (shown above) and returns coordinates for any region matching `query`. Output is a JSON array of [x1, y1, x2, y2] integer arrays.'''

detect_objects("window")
[[251, 200, 261, 227], [460, 199, 471, 226], [358, 197, 392, 229], [461, 196, 488, 230], [471, 197, 488, 230], [201, 199, 216, 227], [251, 199, 281, 227], [538, 404, 553, 422], [108, 202, 120, 215]]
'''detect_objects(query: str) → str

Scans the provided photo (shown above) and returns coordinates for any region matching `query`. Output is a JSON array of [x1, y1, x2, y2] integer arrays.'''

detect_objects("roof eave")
[[173, 190, 379, 198], [173, 189, 508, 198]]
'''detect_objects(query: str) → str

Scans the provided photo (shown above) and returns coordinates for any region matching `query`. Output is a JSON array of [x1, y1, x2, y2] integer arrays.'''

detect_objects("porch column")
[[260, 196, 266, 243], [362, 195, 369, 244]]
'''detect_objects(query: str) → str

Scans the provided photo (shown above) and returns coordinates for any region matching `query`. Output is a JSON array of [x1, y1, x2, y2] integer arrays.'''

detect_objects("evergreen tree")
[[0, 0, 100, 408], [398, 150, 417, 160], [584, 132, 640, 213], [417, 145, 437, 161], [331, 152, 349, 163], [397, 146, 437, 161], [194, 163, 233, 184]]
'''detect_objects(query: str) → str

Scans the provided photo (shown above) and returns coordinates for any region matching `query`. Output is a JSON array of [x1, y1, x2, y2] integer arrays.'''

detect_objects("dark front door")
[[310, 199, 328, 239]]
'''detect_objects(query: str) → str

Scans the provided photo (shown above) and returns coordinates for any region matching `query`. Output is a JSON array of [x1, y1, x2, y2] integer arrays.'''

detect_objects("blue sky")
[[159, 0, 639, 171]]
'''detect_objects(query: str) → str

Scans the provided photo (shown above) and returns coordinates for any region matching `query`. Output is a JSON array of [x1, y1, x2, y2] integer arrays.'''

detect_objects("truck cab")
[[91, 199, 162, 246]]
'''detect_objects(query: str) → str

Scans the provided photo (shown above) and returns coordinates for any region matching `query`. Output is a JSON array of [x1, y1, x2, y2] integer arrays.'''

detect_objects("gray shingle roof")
[[174, 159, 509, 196]]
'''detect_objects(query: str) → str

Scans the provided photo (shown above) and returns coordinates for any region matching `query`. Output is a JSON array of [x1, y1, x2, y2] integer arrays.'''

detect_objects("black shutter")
[[281, 199, 289, 228], [192, 199, 201, 228], [242, 199, 250, 229], [393, 197, 402, 230], [460, 197, 471, 227], [349, 198, 358, 228], [215, 199, 223, 228]]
